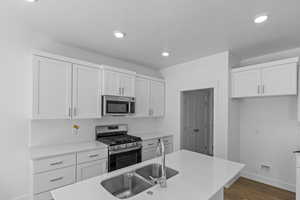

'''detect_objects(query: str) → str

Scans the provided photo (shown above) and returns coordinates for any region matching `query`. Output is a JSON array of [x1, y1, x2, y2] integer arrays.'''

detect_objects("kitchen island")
[[52, 150, 244, 200]]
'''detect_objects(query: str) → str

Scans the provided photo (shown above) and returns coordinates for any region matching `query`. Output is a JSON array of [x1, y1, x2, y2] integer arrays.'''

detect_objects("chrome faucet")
[[157, 138, 167, 188]]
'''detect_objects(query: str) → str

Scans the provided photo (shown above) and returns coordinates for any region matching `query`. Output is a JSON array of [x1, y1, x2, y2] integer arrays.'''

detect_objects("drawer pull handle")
[[148, 143, 155, 146], [50, 177, 63, 182], [50, 161, 63, 166], [89, 154, 99, 158]]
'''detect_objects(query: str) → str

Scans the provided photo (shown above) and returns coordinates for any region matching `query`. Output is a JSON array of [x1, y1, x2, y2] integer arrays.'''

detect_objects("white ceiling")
[[3, 0, 300, 68]]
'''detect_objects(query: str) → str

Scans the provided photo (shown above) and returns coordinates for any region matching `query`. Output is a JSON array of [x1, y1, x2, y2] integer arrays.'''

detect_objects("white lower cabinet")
[[142, 136, 174, 161], [31, 148, 108, 200], [142, 147, 158, 161], [33, 166, 76, 194], [76, 159, 107, 181]]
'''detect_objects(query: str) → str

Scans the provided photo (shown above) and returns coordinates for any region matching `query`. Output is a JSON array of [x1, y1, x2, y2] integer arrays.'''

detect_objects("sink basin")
[[101, 164, 179, 199], [101, 172, 152, 199], [135, 163, 179, 181]]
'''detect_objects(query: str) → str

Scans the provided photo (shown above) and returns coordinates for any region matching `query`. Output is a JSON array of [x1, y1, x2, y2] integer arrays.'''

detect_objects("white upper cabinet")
[[135, 77, 150, 117], [72, 64, 102, 119], [102, 70, 120, 96], [150, 80, 165, 117], [231, 69, 261, 98], [135, 75, 165, 117], [119, 73, 135, 97], [231, 57, 298, 98], [261, 63, 297, 96], [33, 52, 102, 120], [33, 56, 72, 119], [102, 67, 135, 97]]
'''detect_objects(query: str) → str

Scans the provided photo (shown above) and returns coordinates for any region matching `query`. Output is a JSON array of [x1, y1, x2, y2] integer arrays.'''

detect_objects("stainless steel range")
[[95, 124, 142, 172]]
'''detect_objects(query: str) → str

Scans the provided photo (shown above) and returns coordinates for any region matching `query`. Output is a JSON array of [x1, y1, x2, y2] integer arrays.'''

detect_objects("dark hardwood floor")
[[224, 177, 295, 200]]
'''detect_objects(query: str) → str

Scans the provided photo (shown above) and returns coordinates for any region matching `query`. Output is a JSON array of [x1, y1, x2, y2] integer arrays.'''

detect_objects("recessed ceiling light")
[[254, 14, 268, 24], [161, 52, 170, 57], [113, 31, 125, 39], [25, 0, 38, 2]]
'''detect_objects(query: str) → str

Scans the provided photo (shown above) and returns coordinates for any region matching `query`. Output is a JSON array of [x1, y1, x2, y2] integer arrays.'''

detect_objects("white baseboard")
[[12, 194, 31, 200], [241, 171, 295, 192], [225, 173, 240, 188]]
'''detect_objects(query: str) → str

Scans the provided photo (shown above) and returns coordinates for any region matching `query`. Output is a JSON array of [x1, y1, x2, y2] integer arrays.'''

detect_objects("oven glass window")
[[109, 149, 142, 172], [107, 101, 129, 114]]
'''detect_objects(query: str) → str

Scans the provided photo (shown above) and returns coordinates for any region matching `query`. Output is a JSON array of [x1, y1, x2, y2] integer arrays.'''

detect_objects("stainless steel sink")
[[101, 172, 152, 199], [135, 163, 179, 182], [101, 164, 179, 199]]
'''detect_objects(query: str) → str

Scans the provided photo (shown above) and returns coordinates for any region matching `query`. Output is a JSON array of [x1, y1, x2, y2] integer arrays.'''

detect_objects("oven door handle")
[[109, 146, 142, 155]]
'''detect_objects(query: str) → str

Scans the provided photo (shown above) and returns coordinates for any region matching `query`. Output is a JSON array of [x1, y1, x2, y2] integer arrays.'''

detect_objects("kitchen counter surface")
[[52, 150, 244, 200], [30, 141, 107, 160], [131, 131, 173, 141]]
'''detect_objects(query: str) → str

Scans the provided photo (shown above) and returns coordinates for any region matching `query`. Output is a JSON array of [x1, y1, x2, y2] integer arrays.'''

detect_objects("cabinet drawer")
[[34, 192, 53, 200], [33, 166, 76, 194], [142, 148, 157, 161], [143, 139, 158, 149], [33, 154, 76, 173], [77, 149, 107, 164], [162, 136, 173, 145]]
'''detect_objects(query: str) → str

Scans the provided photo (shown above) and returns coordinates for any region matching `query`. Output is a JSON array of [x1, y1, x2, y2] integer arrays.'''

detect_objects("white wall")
[[0, 21, 162, 200], [237, 48, 300, 192], [239, 97, 300, 192], [30, 118, 163, 146], [160, 52, 230, 159]]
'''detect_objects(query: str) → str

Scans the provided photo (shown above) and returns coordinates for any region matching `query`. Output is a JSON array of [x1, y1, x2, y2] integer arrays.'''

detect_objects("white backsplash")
[[30, 117, 163, 147]]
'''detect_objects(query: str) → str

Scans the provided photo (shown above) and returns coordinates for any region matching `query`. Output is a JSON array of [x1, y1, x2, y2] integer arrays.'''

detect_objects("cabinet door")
[[261, 63, 297, 96], [72, 65, 102, 119], [165, 143, 173, 154], [76, 159, 107, 182], [33, 56, 72, 119], [135, 77, 150, 117], [150, 80, 165, 117], [142, 148, 157, 161], [231, 69, 261, 98], [102, 70, 120, 96], [119, 73, 135, 97]]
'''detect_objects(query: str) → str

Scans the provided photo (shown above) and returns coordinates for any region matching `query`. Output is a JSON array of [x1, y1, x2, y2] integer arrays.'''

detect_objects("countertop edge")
[[29, 141, 107, 160]]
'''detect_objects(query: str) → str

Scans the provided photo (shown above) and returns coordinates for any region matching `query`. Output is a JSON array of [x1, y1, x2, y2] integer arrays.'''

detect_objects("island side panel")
[[209, 188, 224, 200]]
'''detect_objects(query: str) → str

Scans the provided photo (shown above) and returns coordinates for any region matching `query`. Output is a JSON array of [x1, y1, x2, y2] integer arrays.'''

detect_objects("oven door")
[[108, 148, 142, 172], [102, 96, 130, 116]]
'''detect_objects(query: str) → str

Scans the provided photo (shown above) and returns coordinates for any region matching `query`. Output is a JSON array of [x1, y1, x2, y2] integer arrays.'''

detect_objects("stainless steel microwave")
[[102, 95, 135, 116]]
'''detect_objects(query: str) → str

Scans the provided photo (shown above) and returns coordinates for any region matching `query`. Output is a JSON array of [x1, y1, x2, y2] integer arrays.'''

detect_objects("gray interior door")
[[181, 89, 213, 155]]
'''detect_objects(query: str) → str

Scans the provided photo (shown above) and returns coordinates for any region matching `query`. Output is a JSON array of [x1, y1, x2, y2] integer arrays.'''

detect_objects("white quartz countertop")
[[30, 141, 107, 160], [52, 150, 244, 200], [130, 131, 173, 141]]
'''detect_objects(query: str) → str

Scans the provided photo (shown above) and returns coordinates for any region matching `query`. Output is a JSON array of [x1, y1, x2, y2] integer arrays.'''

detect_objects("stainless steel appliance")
[[102, 95, 135, 116], [95, 124, 142, 172]]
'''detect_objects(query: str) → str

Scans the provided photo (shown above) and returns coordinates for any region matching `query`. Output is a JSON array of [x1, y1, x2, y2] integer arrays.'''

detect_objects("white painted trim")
[[32, 50, 102, 69], [101, 65, 136, 75], [179, 80, 219, 157], [12, 194, 30, 200], [136, 74, 165, 82], [232, 57, 299, 72], [241, 171, 295, 192], [225, 173, 240, 188]]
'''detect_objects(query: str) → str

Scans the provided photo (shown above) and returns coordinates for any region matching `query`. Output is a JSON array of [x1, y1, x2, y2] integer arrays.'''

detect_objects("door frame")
[[180, 81, 219, 156]]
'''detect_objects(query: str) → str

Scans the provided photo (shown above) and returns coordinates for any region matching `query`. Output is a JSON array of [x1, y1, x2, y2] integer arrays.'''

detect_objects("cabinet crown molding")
[[32, 50, 102, 69], [232, 57, 299, 72]]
